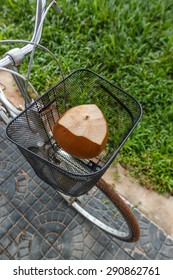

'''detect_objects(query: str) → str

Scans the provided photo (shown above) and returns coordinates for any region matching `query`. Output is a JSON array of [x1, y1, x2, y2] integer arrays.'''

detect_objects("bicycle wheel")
[[62, 178, 140, 243]]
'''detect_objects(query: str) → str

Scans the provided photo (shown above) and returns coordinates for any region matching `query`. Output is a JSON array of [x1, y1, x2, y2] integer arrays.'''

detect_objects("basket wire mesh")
[[6, 69, 142, 197]]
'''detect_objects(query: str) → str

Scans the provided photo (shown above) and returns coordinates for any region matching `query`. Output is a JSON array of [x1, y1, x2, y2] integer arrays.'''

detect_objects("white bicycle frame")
[[0, 0, 62, 123]]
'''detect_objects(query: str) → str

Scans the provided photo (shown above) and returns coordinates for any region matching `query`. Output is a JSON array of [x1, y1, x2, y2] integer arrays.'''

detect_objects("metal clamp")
[[5, 48, 25, 67]]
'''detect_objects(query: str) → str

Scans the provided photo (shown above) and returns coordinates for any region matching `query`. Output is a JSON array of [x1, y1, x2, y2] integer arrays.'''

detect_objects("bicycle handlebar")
[[0, 0, 62, 68]]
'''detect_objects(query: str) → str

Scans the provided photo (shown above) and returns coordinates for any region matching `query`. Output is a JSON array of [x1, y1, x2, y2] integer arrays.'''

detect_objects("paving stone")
[[44, 248, 58, 259], [114, 248, 132, 260], [85, 251, 98, 260], [0, 236, 12, 248], [156, 238, 173, 259], [0, 205, 13, 220], [39, 193, 51, 204], [19, 247, 29, 258], [9, 225, 22, 240], [31, 186, 44, 198], [82, 222, 93, 238], [17, 217, 29, 230], [10, 153, 25, 166], [82, 246, 91, 259], [4, 145, 15, 155], [18, 202, 30, 214], [100, 250, 113, 260], [25, 193, 38, 206], [130, 247, 146, 259], [6, 242, 18, 257], [0, 150, 7, 161], [25, 224, 36, 235], [92, 242, 105, 256], [98, 233, 110, 247], [107, 241, 119, 255], [84, 234, 96, 249], [45, 200, 58, 211], [90, 226, 101, 239], [0, 253, 11, 260], [68, 220, 78, 231], [71, 226, 82, 236], [25, 208, 37, 220], [70, 249, 83, 260]]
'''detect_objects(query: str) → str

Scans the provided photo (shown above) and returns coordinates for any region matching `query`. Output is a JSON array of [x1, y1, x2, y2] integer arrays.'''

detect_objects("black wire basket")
[[6, 69, 142, 197]]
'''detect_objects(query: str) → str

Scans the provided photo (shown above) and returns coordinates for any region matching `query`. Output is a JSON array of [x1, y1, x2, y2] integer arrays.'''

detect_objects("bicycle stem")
[[0, 0, 62, 106], [0, 0, 61, 68]]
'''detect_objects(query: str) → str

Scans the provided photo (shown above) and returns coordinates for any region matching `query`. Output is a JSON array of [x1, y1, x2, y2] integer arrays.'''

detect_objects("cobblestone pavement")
[[0, 121, 173, 260]]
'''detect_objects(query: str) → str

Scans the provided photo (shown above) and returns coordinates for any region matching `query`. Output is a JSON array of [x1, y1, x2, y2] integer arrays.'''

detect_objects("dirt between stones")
[[1, 72, 173, 238]]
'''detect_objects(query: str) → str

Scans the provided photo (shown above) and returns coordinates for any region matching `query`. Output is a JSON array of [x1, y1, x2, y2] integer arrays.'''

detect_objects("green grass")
[[0, 0, 173, 194]]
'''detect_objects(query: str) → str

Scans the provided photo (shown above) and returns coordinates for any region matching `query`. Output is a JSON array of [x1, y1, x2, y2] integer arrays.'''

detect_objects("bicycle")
[[0, 0, 142, 243]]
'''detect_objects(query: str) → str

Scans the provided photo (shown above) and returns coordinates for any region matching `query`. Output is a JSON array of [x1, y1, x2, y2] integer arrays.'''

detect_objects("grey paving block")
[[100, 250, 113, 260], [114, 248, 132, 260], [98, 233, 110, 247]]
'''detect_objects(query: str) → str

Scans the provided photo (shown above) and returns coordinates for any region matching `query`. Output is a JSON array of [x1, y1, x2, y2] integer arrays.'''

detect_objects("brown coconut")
[[53, 104, 109, 159]]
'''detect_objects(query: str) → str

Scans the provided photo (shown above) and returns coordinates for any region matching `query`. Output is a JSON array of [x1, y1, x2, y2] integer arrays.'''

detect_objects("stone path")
[[0, 121, 173, 260]]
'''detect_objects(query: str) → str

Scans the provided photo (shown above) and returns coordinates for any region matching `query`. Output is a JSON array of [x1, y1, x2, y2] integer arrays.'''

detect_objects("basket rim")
[[6, 68, 142, 178]]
